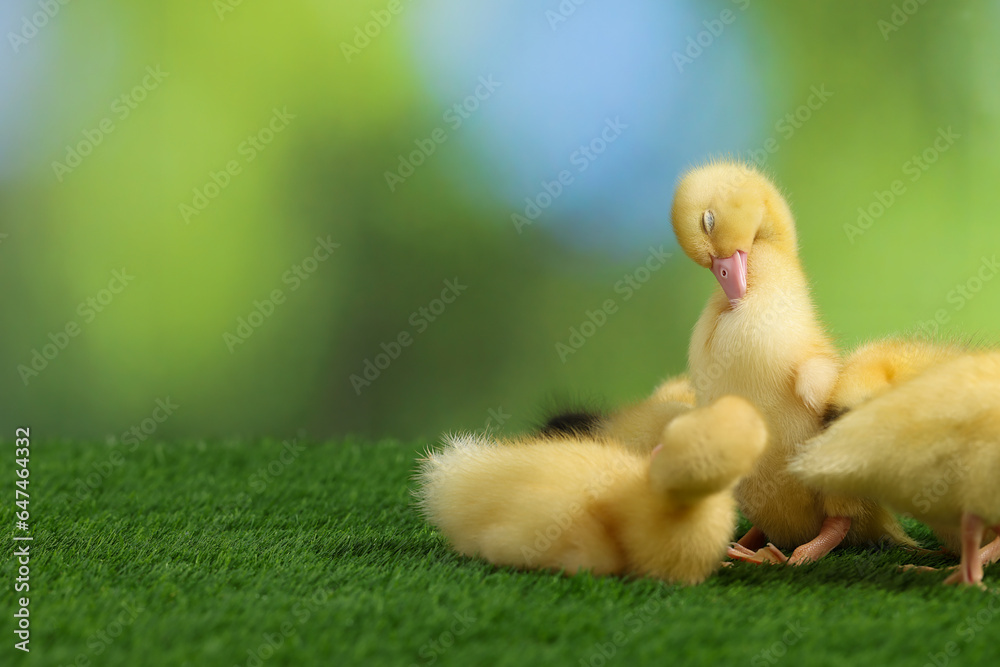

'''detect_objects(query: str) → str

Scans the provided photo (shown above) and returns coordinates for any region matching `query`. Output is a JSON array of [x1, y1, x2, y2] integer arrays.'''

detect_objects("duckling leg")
[[901, 528, 999, 577], [943, 512, 985, 587], [736, 525, 767, 550], [788, 516, 852, 565]]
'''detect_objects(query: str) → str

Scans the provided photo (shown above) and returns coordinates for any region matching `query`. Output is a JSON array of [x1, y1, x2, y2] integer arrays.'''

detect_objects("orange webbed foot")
[[728, 542, 789, 565]]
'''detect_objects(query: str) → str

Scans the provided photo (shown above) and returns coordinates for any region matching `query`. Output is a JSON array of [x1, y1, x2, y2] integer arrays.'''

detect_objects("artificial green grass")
[[3, 439, 1000, 666]]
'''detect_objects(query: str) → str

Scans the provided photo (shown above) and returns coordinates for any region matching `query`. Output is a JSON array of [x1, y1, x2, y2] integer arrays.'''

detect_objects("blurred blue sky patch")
[[406, 0, 768, 256]]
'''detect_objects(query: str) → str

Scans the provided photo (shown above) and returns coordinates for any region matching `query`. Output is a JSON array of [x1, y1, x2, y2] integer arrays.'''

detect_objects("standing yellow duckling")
[[672, 160, 911, 564], [791, 351, 1000, 586], [819, 337, 999, 560]]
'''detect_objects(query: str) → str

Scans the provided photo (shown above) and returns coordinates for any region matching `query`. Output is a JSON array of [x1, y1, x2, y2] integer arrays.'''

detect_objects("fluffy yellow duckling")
[[807, 337, 995, 562], [790, 352, 1000, 586], [415, 396, 767, 585], [780, 337, 969, 559], [673, 160, 909, 564]]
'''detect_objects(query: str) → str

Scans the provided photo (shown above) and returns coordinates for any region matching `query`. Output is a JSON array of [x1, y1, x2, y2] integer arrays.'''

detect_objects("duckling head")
[[671, 160, 797, 303]]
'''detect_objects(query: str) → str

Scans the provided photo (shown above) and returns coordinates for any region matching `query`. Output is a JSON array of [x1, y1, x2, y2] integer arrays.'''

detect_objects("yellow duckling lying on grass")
[[790, 351, 1000, 586], [415, 396, 766, 585]]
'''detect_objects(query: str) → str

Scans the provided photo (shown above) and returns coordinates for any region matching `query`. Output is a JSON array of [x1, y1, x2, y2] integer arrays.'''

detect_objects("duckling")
[[808, 336, 996, 562], [415, 396, 767, 585], [775, 337, 973, 561], [790, 352, 1000, 586], [672, 160, 910, 564]]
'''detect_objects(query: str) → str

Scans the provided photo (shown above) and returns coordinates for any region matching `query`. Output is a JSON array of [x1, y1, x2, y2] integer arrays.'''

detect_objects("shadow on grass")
[[398, 535, 1000, 596], [712, 544, 1000, 595]]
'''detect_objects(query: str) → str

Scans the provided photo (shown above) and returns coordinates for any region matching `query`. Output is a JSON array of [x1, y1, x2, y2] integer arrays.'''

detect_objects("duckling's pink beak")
[[711, 250, 747, 303]]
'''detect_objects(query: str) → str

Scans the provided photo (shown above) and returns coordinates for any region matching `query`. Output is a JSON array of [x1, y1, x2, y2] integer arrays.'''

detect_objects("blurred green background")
[[2, 0, 998, 442]]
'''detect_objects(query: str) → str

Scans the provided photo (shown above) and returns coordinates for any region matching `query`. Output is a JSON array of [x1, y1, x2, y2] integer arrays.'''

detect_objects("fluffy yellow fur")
[[415, 396, 767, 585], [596, 375, 695, 453], [797, 339, 990, 554], [650, 375, 697, 404], [791, 352, 1000, 539], [825, 337, 968, 414], [807, 338, 972, 548], [672, 160, 913, 554]]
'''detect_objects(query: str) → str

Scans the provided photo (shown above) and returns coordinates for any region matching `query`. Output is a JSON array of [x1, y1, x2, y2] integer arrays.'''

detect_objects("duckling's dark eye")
[[702, 210, 715, 234]]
